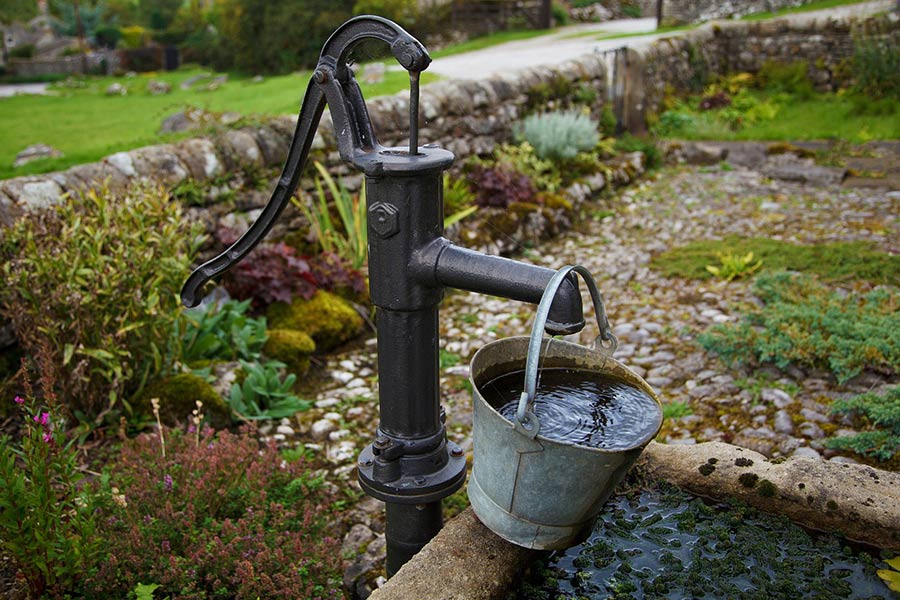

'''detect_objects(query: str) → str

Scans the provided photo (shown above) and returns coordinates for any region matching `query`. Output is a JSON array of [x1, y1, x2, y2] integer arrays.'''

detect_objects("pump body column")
[[354, 148, 466, 576]]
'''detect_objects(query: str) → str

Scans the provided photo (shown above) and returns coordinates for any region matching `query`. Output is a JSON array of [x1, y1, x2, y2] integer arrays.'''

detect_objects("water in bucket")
[[482, 367, 661, 451]]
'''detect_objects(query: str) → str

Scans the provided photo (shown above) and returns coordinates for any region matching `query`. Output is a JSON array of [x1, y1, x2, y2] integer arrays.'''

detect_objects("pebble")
[[315, 398, 340, 409], [761, 388, 794, 408], [276, 424, 295, 436], [311, 419, 338, 441], [799, 422, 825, 440], [773, 410, 795, 435], [792, 446, 822, 460], [332, 370, 354, 384]]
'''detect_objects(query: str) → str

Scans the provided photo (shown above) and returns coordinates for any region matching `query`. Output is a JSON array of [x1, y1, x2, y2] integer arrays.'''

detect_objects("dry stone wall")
[[660, 0, 817, 24], [636, 12, 899, 125]]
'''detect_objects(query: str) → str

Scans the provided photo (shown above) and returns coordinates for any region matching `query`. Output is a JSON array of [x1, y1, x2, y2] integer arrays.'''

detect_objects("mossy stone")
[[267, 290, 364, 352], [263, 328, 316, 374], [137, 372, 232, 429]]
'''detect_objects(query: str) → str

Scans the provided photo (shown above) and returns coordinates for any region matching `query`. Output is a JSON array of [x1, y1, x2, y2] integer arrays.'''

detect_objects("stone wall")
[[659, 0, 816, 25], [10, 49, 120, 77], [636, 13, 899, 122]]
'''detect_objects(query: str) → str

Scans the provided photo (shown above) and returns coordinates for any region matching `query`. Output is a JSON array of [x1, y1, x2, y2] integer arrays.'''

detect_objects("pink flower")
[[42, 432, 52, 443], [14, 396, 24, 405], [33, 412, 50, 426]]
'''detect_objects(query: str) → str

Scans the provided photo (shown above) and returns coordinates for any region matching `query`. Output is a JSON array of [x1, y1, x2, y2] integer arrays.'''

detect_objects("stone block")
[[174, 138, 223, 181], [128, 144, 191, 185]]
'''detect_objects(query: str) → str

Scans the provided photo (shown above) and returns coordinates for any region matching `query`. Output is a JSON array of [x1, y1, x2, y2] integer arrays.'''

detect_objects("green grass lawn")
[[657, 93, 900, 142], [0, 66, 438, 180]]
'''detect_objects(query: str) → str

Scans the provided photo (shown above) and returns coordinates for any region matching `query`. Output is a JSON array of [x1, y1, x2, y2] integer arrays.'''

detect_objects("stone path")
[[291, 162, 898, 476], [282, 160, 898, 596]]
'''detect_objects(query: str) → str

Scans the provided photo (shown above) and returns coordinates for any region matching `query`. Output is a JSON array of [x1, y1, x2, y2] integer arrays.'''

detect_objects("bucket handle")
[[515, 265, 618, 434]]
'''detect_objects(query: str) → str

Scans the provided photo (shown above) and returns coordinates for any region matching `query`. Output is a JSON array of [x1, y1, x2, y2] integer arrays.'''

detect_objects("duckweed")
[[512, 483, 891, 599]]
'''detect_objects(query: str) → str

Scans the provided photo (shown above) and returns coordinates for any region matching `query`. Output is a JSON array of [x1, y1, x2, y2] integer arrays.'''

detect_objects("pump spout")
[[411, 241, 586, 335]]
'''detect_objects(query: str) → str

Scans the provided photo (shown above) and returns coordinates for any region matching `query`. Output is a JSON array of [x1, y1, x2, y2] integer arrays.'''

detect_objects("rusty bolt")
[[369, 202, 400, 238], [450, 446, 464, 458]]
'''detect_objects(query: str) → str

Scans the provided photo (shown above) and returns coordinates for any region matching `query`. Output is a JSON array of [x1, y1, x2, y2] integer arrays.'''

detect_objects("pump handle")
[[181, 16, 430, 307]]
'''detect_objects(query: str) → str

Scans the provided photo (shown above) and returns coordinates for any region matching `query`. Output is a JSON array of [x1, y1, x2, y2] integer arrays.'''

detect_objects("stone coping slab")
[[371, 440, 900, 599]]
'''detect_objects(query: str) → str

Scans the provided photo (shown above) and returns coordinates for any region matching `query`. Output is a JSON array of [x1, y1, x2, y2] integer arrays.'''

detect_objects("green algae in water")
[[511, 484, 893, 600]]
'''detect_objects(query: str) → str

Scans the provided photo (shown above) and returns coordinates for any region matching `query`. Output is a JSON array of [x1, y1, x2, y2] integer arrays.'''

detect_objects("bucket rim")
[[470, 336, 663, 454]]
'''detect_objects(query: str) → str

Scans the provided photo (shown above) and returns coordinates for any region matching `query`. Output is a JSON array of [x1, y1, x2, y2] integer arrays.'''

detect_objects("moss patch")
[[738, 472, 759, 488], [651, 236, 900, 285], [263, 329, 316, 375], [267, 290, 364, 352], [136, 372, 232, 429], [757, 479, 777, 498]]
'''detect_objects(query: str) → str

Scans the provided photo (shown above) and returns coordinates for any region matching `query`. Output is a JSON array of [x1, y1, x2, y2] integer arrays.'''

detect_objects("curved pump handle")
[[181, 16, 430, 308]]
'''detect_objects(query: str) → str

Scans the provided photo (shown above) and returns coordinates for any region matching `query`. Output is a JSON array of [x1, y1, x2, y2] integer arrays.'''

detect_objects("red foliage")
[[308, 251, 367, 298], [216, 228, 318, 310], [465, 164, 537, 208], [86, 427, 343, 599]]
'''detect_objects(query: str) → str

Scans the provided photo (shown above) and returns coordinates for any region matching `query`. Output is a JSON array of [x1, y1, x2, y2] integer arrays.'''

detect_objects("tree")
[[0, 0, 38, 24], [214, 0, 355, 74]]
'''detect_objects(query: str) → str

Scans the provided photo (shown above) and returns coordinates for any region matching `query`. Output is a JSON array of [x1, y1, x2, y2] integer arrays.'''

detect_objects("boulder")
[[105, 82, 126, 96], [13, 143, 64, 168], [640, 440, 900, 551], [147, 79, 172, 95]]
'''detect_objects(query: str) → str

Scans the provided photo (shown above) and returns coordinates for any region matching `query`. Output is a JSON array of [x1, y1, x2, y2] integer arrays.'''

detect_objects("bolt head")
[[369, 202, 400, 238]]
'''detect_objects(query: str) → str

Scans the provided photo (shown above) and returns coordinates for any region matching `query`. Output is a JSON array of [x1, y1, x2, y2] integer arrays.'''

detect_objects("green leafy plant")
[[0, 390, 103, 598], [663, 401, 692, 420], [0, 182, 201, 423], [294, 161, 368, 269], [698, 272, 900, 383], [517, 110, 600, 162], [493, 142, 563, 192], [826, 386, 900, 462], [176, 299, 268, 364], [229, 359, 311, 420], [705, 251, 762, 281], [614, 134, 662, 169], [443, 175, 476, 215]]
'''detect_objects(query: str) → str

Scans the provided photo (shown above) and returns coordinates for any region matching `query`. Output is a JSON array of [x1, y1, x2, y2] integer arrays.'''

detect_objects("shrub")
[[851, 33, 900, 100], [9, 44, 36, 59], [308, 252, 368, 301], [698, 272, 900, 383], [0, 182, 201, 423], [217, 229, 318, 311], [0, 390, 103, 598], [86, 426, 343, 599], [518, 110, 600, 162], [756, 60, 815, 99], [826, 386, 900, 462], [551, 1, 569, 25], [465, 163, 537, 208], [655, 110, 695, 135]]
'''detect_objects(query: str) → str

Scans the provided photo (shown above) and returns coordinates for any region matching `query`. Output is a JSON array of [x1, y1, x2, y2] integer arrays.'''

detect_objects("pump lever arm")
[[181, 16, 429, 308]]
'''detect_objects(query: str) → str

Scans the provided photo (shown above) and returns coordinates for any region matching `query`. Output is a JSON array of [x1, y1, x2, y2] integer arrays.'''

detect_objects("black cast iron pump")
[[181, 16, 587, 575]]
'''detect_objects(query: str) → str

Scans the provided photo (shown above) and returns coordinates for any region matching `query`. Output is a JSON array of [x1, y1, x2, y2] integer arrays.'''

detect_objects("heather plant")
[[176, 299, 268, 364], [826, 386, 900, 462], [0, 182, 201, 423], [0, 391, 103, 598], [517, 110, 599, 162], [698, 272, 900, 383], [87, 425, 343, 599]]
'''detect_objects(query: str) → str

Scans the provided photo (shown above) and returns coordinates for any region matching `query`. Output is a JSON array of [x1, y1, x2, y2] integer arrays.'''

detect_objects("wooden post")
[[72, 0, 88, 74], [656, 0, 663, 28], [540, 0, 552, 29]]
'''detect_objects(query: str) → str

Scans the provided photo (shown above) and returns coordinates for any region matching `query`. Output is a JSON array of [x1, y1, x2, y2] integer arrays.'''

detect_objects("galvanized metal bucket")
[[468, 265, 663, 550]]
